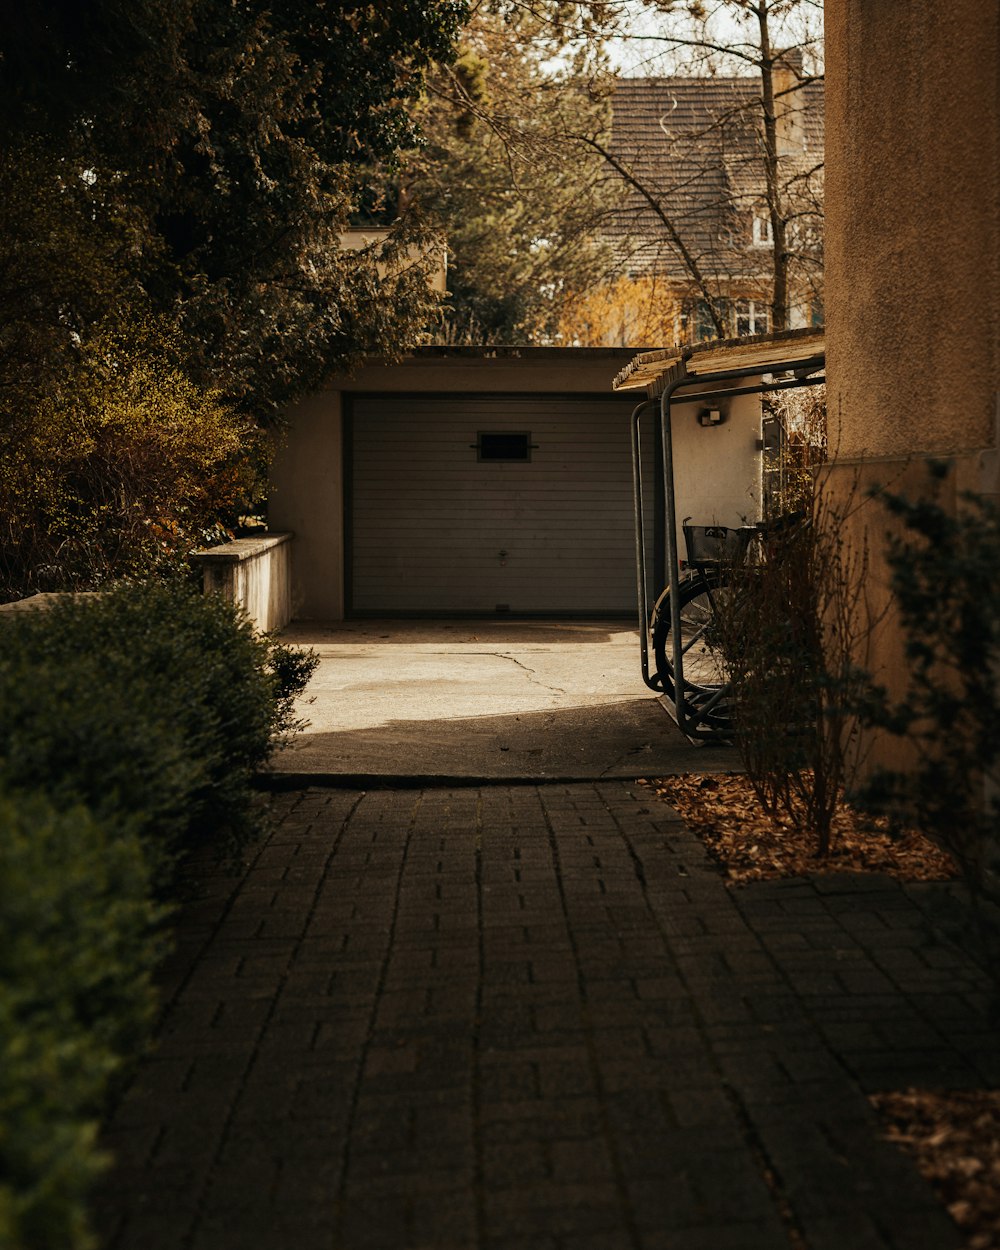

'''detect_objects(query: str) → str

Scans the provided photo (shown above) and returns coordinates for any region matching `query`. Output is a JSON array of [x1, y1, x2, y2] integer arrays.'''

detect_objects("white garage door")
[[349, 394, 653, 614]]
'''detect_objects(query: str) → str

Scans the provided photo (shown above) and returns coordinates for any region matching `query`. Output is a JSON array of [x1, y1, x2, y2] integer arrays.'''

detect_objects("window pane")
[[478, 432, 532, 461]]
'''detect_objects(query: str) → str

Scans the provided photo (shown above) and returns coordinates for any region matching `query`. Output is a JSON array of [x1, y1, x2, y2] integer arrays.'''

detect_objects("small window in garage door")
[[475, 431, 535, 462]]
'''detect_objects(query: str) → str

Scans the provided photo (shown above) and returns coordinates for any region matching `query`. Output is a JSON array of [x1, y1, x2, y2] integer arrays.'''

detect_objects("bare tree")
[[580, 0, 824, 339], [401, 0, 823, 346]]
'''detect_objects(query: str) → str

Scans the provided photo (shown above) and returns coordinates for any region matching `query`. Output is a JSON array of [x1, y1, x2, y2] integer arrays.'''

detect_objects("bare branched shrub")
[[762, 383, 827, 516], [716, 468, 879, 855]]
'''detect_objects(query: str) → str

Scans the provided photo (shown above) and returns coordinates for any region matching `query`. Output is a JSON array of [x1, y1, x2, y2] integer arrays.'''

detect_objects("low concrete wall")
[[191, 533, 293, 633], [0, 592, 92, 615]]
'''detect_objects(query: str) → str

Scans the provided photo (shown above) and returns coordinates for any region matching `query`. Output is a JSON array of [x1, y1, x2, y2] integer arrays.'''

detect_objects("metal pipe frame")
[[630, 398, 660, 690], [630, 352, 826, 738]]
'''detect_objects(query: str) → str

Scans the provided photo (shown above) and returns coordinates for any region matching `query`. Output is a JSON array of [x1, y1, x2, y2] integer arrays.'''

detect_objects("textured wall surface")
[[825, 2, 1000, 777], [193, 534, 293, 633], [826, 0, 999, 463], [670, 391, 762, 541], [269, 391, 346, 621]]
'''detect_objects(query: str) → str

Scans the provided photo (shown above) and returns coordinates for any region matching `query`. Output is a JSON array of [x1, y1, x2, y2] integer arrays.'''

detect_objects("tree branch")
[[577, 132, 727, 335]]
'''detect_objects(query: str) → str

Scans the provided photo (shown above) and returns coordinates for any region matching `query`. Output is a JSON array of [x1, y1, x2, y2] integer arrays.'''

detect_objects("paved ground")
[[95, 781, 999, 1250], [269, 621, 736, 780]]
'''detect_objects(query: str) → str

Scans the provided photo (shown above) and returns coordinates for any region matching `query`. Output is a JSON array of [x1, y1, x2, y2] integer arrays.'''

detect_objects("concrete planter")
[[190, 532, 293, 632]]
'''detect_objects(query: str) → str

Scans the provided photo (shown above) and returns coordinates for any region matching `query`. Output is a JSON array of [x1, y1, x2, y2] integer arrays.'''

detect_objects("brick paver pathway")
[[95, 783, 998, 1250]]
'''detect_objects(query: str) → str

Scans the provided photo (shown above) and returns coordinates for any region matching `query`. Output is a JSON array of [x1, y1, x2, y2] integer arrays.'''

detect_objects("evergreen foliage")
[[0, 582, 317, 1248], [0, 1, 468, 417], [409, 5, 620, 343], [0, 318, 261, 601], [861, 466, 1000, 918], [0, 791, 162, 1250], [0, 3, 468, 596], [0, 582, 317, 874]]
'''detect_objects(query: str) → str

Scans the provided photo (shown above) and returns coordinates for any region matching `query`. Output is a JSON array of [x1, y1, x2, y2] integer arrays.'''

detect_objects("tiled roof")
[[607, 74, 824, 286]]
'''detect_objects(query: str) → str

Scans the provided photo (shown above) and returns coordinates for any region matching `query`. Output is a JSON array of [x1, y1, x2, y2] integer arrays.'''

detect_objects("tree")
[[0, 2, 469, 596], [553, 273, 681, 345], [0, 317, 263, 598], [405, 2, 624, 343], [578, 0, 824, 338], [0, 0, 469, 416], [407, 0, 823, 346]]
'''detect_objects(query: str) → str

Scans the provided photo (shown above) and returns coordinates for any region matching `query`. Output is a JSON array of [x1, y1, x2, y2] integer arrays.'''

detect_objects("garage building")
[[269, 346, 763, 620]]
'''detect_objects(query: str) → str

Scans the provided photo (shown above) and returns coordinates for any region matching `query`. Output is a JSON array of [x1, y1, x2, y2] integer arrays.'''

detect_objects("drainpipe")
[[630, 398, 659, 690], [660, 375, 688, 731]]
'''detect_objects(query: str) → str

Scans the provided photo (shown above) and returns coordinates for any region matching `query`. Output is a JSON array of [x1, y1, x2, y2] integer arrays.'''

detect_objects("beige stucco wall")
[[670, 392, 763, 553], [824, 1, 1000, 778], [825, 0, 1000, 467], [269, 391, 346, 620]]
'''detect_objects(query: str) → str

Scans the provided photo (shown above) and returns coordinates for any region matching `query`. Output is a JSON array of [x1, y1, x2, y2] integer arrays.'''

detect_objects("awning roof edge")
[[613, 327, 826, 397]]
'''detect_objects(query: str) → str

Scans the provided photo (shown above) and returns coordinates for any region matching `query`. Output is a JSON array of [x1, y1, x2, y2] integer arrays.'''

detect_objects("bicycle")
[[650, 512, 805, 737]]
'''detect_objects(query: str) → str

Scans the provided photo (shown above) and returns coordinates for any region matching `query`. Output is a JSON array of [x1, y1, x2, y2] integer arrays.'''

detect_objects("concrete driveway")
[[269, 620, 738, 782]]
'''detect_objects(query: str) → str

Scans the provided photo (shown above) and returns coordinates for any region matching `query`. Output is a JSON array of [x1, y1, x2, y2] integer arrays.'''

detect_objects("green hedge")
[[0, 580, 316, 1249], [0, 580, 316, 877], [0, 791, 161, 1250], [861, 468, 1000, 947]]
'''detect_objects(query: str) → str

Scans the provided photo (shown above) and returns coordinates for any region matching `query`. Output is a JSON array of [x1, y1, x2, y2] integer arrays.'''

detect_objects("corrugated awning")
[[613, 326, 826, 396]]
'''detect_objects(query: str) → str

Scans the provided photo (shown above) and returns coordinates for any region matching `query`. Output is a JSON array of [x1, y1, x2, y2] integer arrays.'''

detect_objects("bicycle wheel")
[[651, 574, 734, 733]]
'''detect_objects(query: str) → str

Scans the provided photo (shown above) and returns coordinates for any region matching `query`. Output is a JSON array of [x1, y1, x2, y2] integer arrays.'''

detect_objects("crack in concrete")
[[491, 651, 567, 696]]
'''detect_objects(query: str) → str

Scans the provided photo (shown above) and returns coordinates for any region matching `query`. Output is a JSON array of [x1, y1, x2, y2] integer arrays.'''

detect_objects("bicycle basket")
[[682, 524, 743, 565]]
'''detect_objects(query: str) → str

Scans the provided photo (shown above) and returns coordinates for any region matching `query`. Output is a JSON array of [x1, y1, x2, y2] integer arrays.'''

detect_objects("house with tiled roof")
[[597, 55, 824, 346]]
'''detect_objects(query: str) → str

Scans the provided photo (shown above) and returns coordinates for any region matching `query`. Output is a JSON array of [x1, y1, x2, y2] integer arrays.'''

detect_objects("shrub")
[[861, 466, 1000, 929], [761, 384, 827, 516], [0, 581, 316, 1247], [0, 581, 317, 876], [715, 473, 877, 855], [0, 789, 162, 1250], [0, 317, 263, 602]]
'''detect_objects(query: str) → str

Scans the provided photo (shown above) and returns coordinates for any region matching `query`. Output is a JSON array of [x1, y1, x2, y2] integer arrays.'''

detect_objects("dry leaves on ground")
[[640, 772, 992, 1248], [641, 772, 957, 884], [872, 1090, 1000, 1250]]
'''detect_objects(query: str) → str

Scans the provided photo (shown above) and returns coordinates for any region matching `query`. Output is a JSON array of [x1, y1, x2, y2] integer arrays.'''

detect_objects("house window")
[[681, 298, 737, 343], [476, 431, 533, 462], [680, 299, 726, 342], [752, 214, 773, 248], [734, 299, 770, 337]]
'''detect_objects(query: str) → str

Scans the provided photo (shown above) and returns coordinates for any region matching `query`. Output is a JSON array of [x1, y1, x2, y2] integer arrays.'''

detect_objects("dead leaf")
[[642, 773, 958, 884], [872, 1090, 1000, 1249]]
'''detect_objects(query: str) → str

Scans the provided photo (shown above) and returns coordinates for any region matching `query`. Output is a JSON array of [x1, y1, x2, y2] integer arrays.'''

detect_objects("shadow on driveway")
[[270, 620, 741, 783], [269, 697, 738, 783]]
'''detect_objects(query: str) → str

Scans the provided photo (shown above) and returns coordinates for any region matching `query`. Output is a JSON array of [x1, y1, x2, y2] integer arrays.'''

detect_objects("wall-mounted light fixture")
[[697, 407, 725, 427]]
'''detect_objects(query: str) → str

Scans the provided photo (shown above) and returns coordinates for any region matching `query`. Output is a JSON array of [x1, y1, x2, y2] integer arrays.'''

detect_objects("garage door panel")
[[350, 395, 654, 614]]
